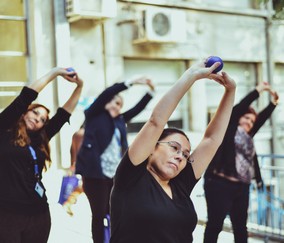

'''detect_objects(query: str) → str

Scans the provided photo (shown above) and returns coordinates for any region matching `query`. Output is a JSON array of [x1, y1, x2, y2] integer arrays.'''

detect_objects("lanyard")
[[114, 128, 121, 145], [28, 145, 40, 181]]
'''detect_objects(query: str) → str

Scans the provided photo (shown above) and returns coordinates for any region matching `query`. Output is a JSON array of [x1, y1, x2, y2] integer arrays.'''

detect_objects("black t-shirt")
[[110, 151, 199, 243], [0, 87, 71, 215]]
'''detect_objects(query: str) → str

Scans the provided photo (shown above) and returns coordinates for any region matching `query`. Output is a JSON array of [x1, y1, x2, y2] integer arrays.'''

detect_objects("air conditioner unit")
[[133, 8, 187, 44], [65, 0, 117, 22]]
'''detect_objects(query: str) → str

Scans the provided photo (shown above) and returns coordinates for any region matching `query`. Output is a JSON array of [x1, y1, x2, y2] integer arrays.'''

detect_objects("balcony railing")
[[248, 154, 284, 241]]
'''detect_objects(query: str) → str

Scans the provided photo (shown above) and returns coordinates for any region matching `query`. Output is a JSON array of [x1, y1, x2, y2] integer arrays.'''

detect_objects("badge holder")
[[29, 146, 45, 198]]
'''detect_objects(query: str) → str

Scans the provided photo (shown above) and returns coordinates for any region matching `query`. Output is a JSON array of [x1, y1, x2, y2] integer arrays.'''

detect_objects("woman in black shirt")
[[110, 60, 236, 243], [0, 67, 83, 243], [203, 82, 279, 243], [75, 77, 154, 243]]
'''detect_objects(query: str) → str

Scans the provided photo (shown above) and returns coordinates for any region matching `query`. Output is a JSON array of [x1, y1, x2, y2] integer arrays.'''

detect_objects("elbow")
[[212, 136, 224, 149], [148, 113, 165, 130], [205, 136, 223, 151], [148, 115, 159, 128]]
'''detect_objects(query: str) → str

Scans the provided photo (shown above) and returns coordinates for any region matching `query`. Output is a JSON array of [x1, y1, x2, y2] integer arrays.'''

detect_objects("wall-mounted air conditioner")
[[65, 0, 117, 22], [133, 8, 187, 44]]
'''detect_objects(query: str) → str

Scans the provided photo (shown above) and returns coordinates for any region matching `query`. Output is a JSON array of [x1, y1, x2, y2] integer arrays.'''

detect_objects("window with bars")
[[0, 0, 28, 110]]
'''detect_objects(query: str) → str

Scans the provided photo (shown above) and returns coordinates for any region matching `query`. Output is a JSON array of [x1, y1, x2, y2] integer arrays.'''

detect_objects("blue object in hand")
[[205, 56, 223, 73], [66, 67, 76, 77]]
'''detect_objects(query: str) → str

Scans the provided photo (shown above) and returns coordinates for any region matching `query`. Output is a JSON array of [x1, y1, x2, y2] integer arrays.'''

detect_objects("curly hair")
[[12, 103, 51, 169]]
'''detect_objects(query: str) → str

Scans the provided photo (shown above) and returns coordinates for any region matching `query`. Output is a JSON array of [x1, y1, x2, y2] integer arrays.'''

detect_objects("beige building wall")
[[61, 0, 283, 168], [1, 0, 284, 170]]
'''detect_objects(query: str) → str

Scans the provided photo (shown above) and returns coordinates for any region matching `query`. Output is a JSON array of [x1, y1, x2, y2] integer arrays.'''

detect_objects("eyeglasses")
[[157, 141, 192, 162]]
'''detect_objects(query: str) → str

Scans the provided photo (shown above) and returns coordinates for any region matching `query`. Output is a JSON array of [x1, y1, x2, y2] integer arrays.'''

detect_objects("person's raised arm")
[[190, 71, 236, 178], [26, 66, 82, 114], [126, 75, 155, 92], [251, 85, 279, 136], [128, 60, 223, 166], [269, 88, 279, 106], [62, 73, 83, 114], [28, 67, 76, 93], [255, 81, 271, 94], [122, 77, 155, 122]]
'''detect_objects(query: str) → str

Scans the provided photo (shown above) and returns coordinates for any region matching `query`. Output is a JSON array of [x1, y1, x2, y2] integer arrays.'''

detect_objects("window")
[[123, 59, 187, 133], [0, 0, 28, 110], [205, 62, 257, 124]]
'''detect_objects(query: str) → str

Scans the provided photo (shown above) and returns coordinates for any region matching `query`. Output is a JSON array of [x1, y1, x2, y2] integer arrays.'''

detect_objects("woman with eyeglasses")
[[203, 82, 279, 243], [0, 67, 83, 243], [110, 60, 236, 243]]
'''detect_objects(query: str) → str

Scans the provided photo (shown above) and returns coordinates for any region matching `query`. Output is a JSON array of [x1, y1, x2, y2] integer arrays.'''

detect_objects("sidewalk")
[[43, 170, 267, 243], [47, 194, 93, 243]]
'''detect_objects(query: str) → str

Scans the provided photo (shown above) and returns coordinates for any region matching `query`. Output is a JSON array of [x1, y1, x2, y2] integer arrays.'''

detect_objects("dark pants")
[[0, 209, 51, 243], [203, 175, 250, 243], [83, 177, 113, 243]]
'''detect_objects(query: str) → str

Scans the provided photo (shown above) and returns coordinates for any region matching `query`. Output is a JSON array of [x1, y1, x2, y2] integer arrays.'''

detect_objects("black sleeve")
[[122, 93, 153, 123], [114, 150, 147, 190], [173, 162, 199, 195], [85, 82, 128, 118], [45, 108, 71, 140], [0, 87, 38, 129], [230, 89, 259, 122], [253, 154, 263, 184], [250, 102, 276, 137]]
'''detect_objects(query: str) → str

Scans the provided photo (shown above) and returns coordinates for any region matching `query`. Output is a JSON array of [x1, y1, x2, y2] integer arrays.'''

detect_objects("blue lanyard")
[[28, 145, 40, 181], [114, 128, 121, 145]]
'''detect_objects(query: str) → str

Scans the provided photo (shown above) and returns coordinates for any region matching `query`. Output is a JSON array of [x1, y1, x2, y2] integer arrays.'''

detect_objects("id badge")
[[35, 182, 45, 198]]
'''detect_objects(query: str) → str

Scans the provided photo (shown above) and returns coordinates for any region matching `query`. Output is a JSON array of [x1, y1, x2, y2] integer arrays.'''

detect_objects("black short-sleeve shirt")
[[110, 151, 199, 243]]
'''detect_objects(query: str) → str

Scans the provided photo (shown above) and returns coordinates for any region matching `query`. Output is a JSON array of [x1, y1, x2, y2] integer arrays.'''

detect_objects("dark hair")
[[158, 127, 189, 142], [12, 103, 51, 169], [27, 103, 50, 122], [245, 106, 258, 118], [159, 127, 193, 162]]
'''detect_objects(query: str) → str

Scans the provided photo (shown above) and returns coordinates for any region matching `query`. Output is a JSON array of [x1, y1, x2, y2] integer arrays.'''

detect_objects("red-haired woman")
[[0, 67, 83, 243], [204, 82, 279, 243]]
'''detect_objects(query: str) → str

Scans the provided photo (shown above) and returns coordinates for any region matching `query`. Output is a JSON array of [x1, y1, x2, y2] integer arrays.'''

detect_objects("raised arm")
[[250, 84, 279, 136], [255, 81, 271, 94], [28, 67, 76, 93], [126, 75, 155, 92], [27, 66, 83, 114], [62, 74, 83, 114], [128, 60, 224, 166], [122, 77, 155, 122], [270, 89, 279, 106], [40, 68, 83, 139], [190, 71, 236, 178]]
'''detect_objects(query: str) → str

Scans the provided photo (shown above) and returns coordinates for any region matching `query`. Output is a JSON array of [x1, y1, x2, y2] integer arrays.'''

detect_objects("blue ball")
[[205, 56, 223, 73], [66, 67, 76, 77]]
